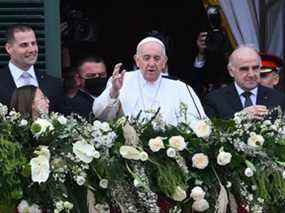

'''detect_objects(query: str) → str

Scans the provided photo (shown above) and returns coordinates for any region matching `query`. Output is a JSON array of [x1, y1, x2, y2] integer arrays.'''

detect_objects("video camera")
[[61, 5, 97, 45], [205, 5, 226, 53]]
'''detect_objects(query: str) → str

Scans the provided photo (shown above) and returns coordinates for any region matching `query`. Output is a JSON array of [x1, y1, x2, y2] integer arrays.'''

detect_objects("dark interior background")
[[60, 0, 210, 82]]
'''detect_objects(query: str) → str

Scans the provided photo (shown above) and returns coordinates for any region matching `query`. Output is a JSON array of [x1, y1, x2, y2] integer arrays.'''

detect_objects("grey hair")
[[227, 43, 261, 70]]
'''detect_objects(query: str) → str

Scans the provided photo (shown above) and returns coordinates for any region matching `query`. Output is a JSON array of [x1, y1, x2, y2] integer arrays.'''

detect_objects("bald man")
[[93, 37, 206, 126], [204, 45, 285, 119]]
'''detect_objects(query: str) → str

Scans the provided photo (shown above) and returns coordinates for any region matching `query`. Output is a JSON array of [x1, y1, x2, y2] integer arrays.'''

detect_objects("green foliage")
[[0, 138, 27, 206], [155, 161, 186, 197]]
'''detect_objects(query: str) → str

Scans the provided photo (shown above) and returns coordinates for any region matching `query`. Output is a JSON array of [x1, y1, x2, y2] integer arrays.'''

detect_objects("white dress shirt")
[[193, 55, 206, 68], [9, 62, 39, 88], [234, 82, 258, 107], [93, 70, 207, 126]]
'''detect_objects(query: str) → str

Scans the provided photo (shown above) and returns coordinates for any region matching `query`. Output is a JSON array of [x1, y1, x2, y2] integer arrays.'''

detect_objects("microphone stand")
[[162, 75, 203, 120]]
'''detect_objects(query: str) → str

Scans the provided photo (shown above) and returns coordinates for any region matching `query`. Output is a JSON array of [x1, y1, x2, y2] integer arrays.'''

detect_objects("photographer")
[[191, 5, 232, 99]]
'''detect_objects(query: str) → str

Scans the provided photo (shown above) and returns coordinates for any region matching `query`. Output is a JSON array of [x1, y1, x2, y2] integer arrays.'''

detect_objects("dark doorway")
[[60, 0, 209, 82]]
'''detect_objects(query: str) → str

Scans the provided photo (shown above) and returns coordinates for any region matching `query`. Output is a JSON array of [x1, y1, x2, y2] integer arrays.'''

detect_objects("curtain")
[[218, 0, 284, 58]]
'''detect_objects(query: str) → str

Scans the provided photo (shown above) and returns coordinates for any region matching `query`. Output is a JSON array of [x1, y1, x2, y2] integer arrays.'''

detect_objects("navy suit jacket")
[[0, 66, 64, 113], [204, 83, 285, 119]]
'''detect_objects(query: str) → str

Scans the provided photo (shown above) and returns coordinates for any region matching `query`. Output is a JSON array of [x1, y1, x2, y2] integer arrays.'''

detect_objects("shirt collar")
[[138, 69, 162, 87], [234, 82, 258, 97], [9, 61, 36, 80]]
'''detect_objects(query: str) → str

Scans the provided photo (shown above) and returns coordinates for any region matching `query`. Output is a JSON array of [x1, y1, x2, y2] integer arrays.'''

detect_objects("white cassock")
[[93, 70, 207, 126]]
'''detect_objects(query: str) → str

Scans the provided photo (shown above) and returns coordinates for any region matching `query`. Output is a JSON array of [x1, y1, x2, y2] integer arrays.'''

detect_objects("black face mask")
[[84, 77, 108, 97]]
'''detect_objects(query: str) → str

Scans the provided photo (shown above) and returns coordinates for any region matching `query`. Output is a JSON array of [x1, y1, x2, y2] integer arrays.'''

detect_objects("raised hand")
[[110, 63, 126, 98]]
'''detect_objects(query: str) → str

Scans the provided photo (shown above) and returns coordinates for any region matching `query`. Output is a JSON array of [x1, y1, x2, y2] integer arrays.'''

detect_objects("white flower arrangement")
[[190, 186, 206, 201], [72, 140, 100, 163], [31, 118, 54, 137], [17, 200, 42, 213], [57, 115, 67, 125], [191, 119, 212, 139], [247, 132, 264, 147], [119, 145, 145, 161], [189, 186, 209, 212], [244, 167, 254, 177], [192, 153, 209, 170], [2, 103, 285, 212], [172, 186, 187, 201], [217, 147, 232, 166], [148, 137, 165, 152], [166, 147, 177, 158], [30, 146, 50, 183], [99, 179, 109, 189], [169, 135, 187, 151], [19, 119, 28, 127], [192, 198, 210, 212]]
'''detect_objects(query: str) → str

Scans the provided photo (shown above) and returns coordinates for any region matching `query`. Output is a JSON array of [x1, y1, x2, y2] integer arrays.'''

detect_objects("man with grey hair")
[[204, 45, 285, 119], [93, 37, 206, 126]]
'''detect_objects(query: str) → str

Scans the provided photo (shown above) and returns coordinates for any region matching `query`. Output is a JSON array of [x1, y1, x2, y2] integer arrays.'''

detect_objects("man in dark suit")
[[0, 24, 64, 113], [204, 45, 285, 120]]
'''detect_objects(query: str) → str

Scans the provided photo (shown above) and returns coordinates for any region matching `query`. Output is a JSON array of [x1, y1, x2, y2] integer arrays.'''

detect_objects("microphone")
[[162, 75, 203, 119]]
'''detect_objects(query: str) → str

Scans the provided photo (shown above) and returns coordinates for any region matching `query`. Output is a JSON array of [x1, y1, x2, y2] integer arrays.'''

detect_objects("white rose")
[[226, 181, 232, 188], [190, 186, 205, 201], [17, 200, 29, 213], [76, 176, 86, 186], [57, 115, 67, 125], [148, 137, 165, 152], [217, 150, 232, 166], [192, 153, 209, 170], [99, 179, 109, 189], [119, 145, 141, 160], [244, 167, 254, 177], [169, 136, 186, 151], [19, 119, 28, 127], [30, 155, 50, 183], [172, 186, 187, 201], [32, 118, 54, 136], [63, 201, 74, 210], [140, 151, 149, 161], [95, 203, 110, 213], [247, 132, 264, 147], [191, 120, 212, 139], [55, 201, 64, 210], [166, 147, 176, 158], [29, 204, 42, 213], [93, 150, 101, 159], [192, 198, 210, 212], [73, 140, 98, 163]]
